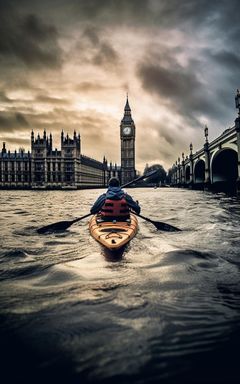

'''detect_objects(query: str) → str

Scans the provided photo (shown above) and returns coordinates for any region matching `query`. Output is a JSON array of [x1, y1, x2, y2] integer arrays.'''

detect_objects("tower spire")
[[124, 93, 131, 113], [122, 94, 133, 124]]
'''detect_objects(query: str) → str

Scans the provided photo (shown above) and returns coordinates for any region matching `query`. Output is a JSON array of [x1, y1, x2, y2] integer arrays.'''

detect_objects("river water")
[[0, 188, 239, 384]]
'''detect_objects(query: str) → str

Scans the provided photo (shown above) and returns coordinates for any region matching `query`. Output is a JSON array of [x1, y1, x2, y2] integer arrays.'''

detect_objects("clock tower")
[[120, 96, 136, 184]]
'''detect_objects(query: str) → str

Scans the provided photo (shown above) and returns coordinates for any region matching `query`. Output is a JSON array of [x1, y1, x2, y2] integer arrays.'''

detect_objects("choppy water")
[[0, 188, 240, 384]]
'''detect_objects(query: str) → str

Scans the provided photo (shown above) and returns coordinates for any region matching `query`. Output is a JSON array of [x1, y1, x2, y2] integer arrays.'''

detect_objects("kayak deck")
[[89, 214, 138, 251]]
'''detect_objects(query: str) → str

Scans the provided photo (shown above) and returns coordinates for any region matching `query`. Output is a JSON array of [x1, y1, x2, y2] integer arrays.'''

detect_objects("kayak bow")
[[89, 213, 138, 251]]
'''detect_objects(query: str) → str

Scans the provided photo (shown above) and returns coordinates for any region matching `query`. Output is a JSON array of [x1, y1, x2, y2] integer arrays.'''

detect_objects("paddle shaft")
[[71, 212, 92, 225], [132, 212, 181, 232], [121, 169, 157, 188]]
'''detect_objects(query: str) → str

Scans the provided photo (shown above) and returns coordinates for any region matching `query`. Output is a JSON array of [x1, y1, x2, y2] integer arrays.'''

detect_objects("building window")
[[35, 163, 43, 171]]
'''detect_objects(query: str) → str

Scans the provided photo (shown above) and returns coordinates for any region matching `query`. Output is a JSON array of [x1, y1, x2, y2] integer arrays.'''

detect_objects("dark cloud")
[[0, 106, 111, 140], [59, 0, 238, 33], [33, 0, 240, 33], [81, 26, 120, 69], [1, 0, 239, 32], [69, 0, 152, 25], [0, 77, 35, 92], [157, 128, 176, 146], [0, 137, 29, 147], [209, 50, 240, 73], [0, 91, 12, 102], [15, 112, 29, 127], [75, 81, 126, 93], [75, 82, 111, 92], [0, 0, 239, 169], [82, 26, 100, 46], [136, 48, 228, 128], [0, 112, 29, 131], [92, 42, 119, 67], [0, 10, 63, 69], [136, 116, 191, 169], [22, 13, 57, 41], [0, 104, 121, 162], [35, 95, 70, 105]]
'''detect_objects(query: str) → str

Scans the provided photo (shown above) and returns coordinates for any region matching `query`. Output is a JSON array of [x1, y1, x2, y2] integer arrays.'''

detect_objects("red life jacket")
[[101, 197, 130, 218]]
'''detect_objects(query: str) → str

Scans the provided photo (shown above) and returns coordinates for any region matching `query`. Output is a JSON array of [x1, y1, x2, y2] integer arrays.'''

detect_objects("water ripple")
[[0, 188, 240, 383]]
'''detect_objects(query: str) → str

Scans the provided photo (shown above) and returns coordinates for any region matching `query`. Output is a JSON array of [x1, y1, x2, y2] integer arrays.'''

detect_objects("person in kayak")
[[90, 177, 140, 221]]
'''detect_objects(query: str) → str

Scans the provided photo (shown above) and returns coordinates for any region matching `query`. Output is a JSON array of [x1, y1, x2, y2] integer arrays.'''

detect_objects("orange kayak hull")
[[89, 214, 138, 251]]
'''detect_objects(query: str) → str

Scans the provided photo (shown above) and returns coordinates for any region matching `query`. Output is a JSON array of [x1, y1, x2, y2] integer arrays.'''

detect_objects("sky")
[[0, 0, 239, 172]]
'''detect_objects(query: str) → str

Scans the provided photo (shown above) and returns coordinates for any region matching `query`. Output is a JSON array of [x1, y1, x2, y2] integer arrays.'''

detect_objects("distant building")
[[0, 130, 121, 189], [0, 142, 32, 187], [0, 98, 137, 189]]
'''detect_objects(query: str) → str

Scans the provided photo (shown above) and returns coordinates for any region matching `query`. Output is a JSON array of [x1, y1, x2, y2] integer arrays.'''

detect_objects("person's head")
[[108, 177, 120, 187]]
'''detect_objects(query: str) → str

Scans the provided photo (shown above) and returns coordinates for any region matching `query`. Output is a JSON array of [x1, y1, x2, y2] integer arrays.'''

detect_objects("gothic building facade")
[[0, 98, 136, 189], [0, 130, 109, 189]]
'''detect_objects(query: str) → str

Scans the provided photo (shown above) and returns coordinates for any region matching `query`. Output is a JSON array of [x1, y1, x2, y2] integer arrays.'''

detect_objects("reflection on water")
[[0, 188, 240, 384]]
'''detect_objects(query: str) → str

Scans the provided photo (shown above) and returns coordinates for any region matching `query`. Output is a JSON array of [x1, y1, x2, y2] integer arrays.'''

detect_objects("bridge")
[[170, 90, 240, 195]]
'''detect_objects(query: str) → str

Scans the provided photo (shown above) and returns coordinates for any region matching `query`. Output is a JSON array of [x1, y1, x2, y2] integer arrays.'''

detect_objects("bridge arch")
[[210, 148, 238, 193], [194, 159, 205, 184], [185, 165, 191, 183]]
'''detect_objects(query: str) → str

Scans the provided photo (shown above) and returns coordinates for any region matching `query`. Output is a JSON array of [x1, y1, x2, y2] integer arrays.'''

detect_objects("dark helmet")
[[108, 177, 120, 187]]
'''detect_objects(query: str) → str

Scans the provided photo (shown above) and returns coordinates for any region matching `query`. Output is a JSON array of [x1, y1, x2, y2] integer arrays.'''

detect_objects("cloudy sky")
[[0, 0, 239, 172]]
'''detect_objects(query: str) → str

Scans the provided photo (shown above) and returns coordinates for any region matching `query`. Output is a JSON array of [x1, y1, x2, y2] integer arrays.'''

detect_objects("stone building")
[[0, 130, 110, 189], [0, 142, 31, 187], [0, 98, 136, 189]]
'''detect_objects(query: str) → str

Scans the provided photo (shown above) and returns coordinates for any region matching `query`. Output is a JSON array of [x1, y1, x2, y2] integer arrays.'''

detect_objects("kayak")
[[89, 213, 138, 251]]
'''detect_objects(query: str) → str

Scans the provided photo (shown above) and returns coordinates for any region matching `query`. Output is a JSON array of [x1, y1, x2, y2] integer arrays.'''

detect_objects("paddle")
[[121, 169, 157, 188], [37, 213, 92, 234], [37, 170, 158, 234], [133, 212, 181, 232]]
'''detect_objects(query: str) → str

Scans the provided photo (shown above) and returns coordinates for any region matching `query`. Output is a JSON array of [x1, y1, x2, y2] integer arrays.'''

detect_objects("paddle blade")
[[135, 212, 181, 232], [152, 221, 181, 232], [37, 220, 74, 234]]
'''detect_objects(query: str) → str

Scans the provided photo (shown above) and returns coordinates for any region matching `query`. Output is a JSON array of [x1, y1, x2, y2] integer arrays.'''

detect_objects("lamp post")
[[190, 142, 193, 155], [172, 163, 176, 185], [235, 89, 240, 196], [204, 125, 208, 142], [177, 157, 181, 187], [181, 152, 185, 186], [204, 125, 210, 190], [235, 89, 240, 112], [189, 143, 193, 188], [175, 161, 178, 186]]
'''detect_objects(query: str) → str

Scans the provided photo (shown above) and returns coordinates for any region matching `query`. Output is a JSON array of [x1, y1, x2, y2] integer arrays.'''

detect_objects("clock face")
[[123, 126, 131, 135]]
